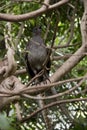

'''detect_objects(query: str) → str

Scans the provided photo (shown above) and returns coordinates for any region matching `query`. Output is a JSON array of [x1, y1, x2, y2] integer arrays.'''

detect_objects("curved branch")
[[20, 97, 87, 123], [0, 0, 69, 22]]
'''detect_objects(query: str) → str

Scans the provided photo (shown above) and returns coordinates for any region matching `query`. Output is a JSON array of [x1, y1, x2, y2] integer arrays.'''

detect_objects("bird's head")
[[32, 26, 41, 35]]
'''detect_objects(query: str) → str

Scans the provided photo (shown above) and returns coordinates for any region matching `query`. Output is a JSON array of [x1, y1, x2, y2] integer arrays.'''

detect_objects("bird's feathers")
[[25, 27, 51, 83]]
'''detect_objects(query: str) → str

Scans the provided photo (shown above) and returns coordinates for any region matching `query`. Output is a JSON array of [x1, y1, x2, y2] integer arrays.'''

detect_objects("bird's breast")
[[27, 45, 47, 71]]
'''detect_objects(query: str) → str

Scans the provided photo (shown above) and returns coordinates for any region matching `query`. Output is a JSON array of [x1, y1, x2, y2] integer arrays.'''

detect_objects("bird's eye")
[[39, 26, 41, 29]]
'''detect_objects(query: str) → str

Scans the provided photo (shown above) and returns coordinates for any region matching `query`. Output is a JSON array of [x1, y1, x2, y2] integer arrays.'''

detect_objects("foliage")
[[0, 114, 16, 130]]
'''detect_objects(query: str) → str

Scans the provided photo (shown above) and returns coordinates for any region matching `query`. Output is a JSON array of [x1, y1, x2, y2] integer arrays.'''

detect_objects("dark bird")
[[25, 26, 51, 83], [25, 27, 52, 129]]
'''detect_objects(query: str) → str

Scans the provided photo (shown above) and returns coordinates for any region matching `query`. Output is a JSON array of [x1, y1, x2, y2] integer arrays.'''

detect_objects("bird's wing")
[[25, 53, 35, 78]]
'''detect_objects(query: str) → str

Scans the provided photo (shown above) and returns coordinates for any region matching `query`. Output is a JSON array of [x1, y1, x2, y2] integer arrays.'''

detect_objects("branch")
[[1, 74, 87, 97], [50, 45, 86, 83], [50, 0, 87, 83], [15, 22, 24, 49], [0, 0, 69, 22], [0, 76, 26, 110], [12, 0, 40, 2], [0, 96, 20, 110], [0, 46, 17, 82], [80, 0, 87, 44], [49, 3, 87, 83], [3, 47, 17, 77], [23, 74, 87, 100], [20, 97, 87, 123], [52, 52, 87, 61], [0, 74, 87, 109]]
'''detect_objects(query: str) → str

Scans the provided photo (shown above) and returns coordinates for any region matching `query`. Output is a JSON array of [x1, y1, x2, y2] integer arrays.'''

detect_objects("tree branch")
[[0, 0, 69, 22], [50, 45, 86, 83], [20, 97, 87, 123]]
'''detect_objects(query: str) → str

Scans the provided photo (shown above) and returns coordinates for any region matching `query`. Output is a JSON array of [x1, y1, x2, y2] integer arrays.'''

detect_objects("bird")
[[25, 26, 51, 84], [25, 27, 52, 129]]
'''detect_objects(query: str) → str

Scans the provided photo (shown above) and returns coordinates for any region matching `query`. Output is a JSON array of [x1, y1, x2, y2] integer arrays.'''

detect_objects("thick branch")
[[0, 0, 69, 22], [50, 45, 86, 83]]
